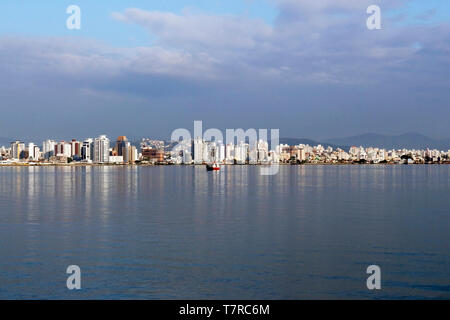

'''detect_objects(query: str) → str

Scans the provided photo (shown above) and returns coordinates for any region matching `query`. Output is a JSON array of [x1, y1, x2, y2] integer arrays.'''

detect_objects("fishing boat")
[[206, 163, 220, 171]]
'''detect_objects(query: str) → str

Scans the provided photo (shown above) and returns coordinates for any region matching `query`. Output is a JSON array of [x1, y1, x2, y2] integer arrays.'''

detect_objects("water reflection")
[[0, 165, 449, 299]]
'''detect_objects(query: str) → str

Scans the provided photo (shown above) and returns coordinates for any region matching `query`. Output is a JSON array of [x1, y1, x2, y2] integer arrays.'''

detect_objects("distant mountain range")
[[323, 133, 450, 150]]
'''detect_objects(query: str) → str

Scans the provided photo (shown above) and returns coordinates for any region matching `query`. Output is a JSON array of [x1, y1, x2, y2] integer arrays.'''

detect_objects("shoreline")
[[0, 162, 448, 167]]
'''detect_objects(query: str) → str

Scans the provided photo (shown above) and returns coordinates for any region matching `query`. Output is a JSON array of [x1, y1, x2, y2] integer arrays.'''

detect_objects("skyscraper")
[[55, 141, 72, 157], [94, 135, 110, 163], [193, 137, 204, 164], [71, 139, 82, 159], [42, 140, 56, 159], [27, 143, 39, 160], [81, 139, 94, 162], [10, 141, 25, 160], [115, 136, 129, 158]]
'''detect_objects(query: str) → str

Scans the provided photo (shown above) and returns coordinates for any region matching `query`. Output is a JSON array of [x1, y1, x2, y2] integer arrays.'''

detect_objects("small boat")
[[206, 163, 220, 171]]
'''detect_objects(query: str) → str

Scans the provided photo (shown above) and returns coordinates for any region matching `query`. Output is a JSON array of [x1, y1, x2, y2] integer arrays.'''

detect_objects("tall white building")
[[235, 142, 248, 164], [28, 143, 34, 160], [94, 135, 110, 163], [193, 137, 204, 164], [225, 143, 234, 163], [217, 141, 225, 163], [203, 142, 211, 163], [28, 143, 40, 160], [256, 139, 269, 163], [42, 140, 56, 159], [182, 150, 193, 164]]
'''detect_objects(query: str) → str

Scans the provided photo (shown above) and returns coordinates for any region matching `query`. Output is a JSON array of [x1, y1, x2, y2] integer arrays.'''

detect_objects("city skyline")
[[1, 130, 450, 151], [2, 132, 449, 166]]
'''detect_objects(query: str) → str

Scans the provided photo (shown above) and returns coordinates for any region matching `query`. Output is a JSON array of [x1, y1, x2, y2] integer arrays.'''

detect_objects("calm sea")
[[0, 165, 449, 299]]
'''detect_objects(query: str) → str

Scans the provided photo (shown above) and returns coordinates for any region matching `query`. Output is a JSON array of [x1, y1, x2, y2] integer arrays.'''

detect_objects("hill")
[[324, 133, 450, 150]]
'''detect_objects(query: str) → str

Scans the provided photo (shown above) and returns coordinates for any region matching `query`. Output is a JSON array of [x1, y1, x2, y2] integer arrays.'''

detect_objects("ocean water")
[[0, 165, 448, 299]]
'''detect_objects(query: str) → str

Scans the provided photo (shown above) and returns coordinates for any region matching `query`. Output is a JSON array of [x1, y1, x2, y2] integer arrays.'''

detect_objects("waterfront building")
[[142, 147, 164, 163], [256, 139, 269, 163], [71, 139, 82, 159], [115, 136, 129, 157], [28, 143, 40, 161], [55, 141, 72, 158], [235, 142, 248, 164], [42, 140, 56, 159], [0, 146, 6, 159], [81, 139, 94, 162], [93, 135, 110, 163], [28, 143, 34, 160], [202, 142, 212, 163], [217, 141, 225, 163], [225, 143, 234, 163], [182, 150, 193, 164], [129, 146, 138, 163], [10, 141, 26, 160], [193, 137, 204, 164]]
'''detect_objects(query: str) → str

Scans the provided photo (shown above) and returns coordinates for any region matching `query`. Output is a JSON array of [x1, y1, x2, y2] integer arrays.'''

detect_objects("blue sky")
[[0, 1, 449, 141], [0, 0, 447, 47], [0, 0, 277, 47]]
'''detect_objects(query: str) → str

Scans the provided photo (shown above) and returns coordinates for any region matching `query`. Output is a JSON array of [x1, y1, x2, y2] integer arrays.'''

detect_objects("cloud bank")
[[0, 0, 449, 140]]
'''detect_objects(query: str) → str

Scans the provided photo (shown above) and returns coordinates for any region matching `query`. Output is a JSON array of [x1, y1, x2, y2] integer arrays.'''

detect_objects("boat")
[[206, 163, 220, 171]]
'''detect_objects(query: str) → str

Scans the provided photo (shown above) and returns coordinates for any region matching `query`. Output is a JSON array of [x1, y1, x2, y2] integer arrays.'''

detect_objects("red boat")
[[206, 163, 220, 171]]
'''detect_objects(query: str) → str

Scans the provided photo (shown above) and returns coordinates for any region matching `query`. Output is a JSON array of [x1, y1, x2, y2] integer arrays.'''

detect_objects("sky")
[[0, 0, 449, 142]]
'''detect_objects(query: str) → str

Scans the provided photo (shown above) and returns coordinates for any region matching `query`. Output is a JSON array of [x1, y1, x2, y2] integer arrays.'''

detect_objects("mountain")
[[324, 133, 450, 150]]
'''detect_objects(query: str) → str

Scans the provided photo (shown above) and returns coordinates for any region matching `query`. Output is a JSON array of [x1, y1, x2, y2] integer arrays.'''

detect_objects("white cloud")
[[112, 8, 273, 51], [1, 0, 449, 96]]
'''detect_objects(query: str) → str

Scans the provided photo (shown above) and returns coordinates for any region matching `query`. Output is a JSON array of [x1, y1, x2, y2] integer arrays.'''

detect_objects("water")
[[0, 165, 449, 299]]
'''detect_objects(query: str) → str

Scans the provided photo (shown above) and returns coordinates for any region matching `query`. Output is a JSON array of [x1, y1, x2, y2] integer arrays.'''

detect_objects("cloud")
[[2, 1, 448, 95], [0, 0, 449, 139], [112, 8, 273, 51], [107, 1, 450, 86]]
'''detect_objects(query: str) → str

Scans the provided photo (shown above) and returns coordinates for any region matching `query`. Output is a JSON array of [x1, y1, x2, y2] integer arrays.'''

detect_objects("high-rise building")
[[81, 139, 94, 162], [28, 143, 34, 160], [94, 135, 110, 163], [115, 136, 129, 157], [225, 143, 234, 163], [55, 141, 72, 157], [235, 142, 248, 164], [71, 139, 82, 159], [130, 145, 138, 163], [217, 141, 225, 163], [10, 141, 25, 160], [182, 150, 192, 164], [193, 137, 204, 164], [42, 140, 56, 159], [27, 143, 40, 160]]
